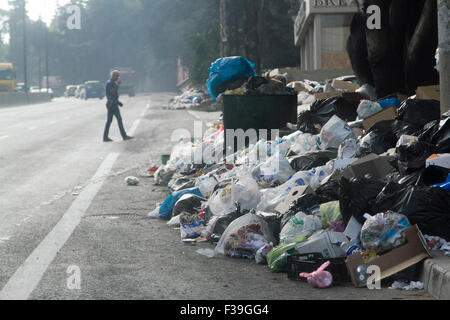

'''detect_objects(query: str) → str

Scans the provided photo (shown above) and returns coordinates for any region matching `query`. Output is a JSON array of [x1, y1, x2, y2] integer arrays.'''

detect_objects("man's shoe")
[[103, 138, 114, 143], [123, 136, 134, 141]]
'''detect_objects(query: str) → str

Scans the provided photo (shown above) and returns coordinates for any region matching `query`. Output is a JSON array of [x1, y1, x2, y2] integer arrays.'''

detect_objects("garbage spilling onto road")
[[145, 57, 449, 290]]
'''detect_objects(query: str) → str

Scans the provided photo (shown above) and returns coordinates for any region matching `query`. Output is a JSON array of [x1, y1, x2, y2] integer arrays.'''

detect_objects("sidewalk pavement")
[[422, 252, 450, 300]]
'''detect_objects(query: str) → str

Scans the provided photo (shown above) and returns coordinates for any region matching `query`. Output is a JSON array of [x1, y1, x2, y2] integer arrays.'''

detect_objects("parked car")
[[84, 81, 104, 99], [75, 84, 85, 99], [41, 88, 54, 99], [29, 86, 41, 93], [64, 85, 77, 98]]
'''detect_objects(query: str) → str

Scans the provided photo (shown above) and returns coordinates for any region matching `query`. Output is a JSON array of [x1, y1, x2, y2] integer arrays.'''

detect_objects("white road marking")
[[187, 110, 201, 120], [0, 152, 120, 300], [29, 127, 37, 131], [0, 135, 9, 140], [129, 103, 151, 136], [0, 99, 152, 300]]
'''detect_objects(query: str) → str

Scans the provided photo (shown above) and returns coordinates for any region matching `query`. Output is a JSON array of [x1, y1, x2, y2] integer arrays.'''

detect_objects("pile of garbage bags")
[[207, 57, 295, 100], [151, 87, 449, 289], [166, 88, 209, 110]]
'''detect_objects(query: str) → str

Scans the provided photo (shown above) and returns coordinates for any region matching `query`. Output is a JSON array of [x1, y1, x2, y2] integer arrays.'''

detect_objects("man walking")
[[103, 70, 133, 142]]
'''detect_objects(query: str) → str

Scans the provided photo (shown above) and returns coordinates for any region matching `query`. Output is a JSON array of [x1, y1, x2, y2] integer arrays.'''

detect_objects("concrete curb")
[[422, 253, 450, 300]]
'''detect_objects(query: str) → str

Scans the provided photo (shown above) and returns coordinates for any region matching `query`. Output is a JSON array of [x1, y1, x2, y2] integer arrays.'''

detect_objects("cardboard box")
[[346, 225, 432, 288], [294, 231, 348, 259], [416, 85, 440, 101], [426, 154, 450, 169], [314, 92, 342, 101], [331, 79, 361, 92], [342, 154, 396, 180], [362, 106, 398, 131], [275, 186, 314, 214]]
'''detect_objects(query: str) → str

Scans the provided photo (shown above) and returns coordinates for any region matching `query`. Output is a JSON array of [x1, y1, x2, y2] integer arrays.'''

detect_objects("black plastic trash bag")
[[396, 142, 436, 175], [397, 99, 441, 125], [315, 180, 341, 203], [339, 177, 388, 226], [358, 120, 421, 156], [397, 99, 441, 127], [297, 96, 359, 134], [256, 211, 282, 246], [371, 186, 450, 240], [209, 204, 248, 238], [288, 150, 337, 172], [419, 117, 450, 153], [172, 194, 205, 217], [168, 176, 197, 192]]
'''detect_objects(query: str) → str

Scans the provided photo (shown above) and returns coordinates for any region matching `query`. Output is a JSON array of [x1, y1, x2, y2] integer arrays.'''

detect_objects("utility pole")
[[220, 0, 228, 57], [45, 21, 49, 91], [438, 0, 450, 114], [22, 0, 27, 93], [38, 18, 42, 90]]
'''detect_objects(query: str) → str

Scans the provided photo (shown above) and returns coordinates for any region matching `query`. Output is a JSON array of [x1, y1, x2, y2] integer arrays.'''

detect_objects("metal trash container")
[[222, 94, 298, 154]]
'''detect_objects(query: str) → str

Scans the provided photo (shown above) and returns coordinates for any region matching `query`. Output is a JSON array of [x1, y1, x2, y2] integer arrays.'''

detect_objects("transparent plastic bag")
[[154, 165, 176, 186], [196, 174, 219, 198], [279, 212, 323, 245], [360, 211, 411, 253], [215, 213, 276, 259]]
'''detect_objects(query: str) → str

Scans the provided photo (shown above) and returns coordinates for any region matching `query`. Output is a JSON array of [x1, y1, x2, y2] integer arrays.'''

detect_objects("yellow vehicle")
[[0, 63, 17, 92]]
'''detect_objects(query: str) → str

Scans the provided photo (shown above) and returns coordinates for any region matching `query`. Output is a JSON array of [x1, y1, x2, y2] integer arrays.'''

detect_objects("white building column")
[[313, 14, 322, 70]]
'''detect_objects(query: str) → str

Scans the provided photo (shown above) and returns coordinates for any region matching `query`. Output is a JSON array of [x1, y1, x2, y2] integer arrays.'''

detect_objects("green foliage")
[[6, 0, 299, 91]]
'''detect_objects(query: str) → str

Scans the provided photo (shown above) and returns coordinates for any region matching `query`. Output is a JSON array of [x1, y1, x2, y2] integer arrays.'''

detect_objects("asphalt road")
[[0, 94, 433, 301]]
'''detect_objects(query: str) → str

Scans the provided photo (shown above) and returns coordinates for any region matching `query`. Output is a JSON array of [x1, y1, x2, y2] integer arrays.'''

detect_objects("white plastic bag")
[[337, 139, 360, 159], [208, 185, 235, 216], [257, 169, 315, 212], [289, 133, 320, 154], [357, 100, 383, 119], [280, 212, 323, 245], [231, 175, 261, 212], [253, 154, 295, 187], [196, 174, 218, 198], [320, 116, 353, 150], [154, 165, 176, 186]]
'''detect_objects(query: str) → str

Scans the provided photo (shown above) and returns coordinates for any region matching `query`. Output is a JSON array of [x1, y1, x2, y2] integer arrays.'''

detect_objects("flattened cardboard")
[[362, 106, 398, 131], [362, 106, 398, 130], [416, 85, 440, 101], [342, 154, 396, 180], [275, 186, 314, 214], [346, 225, 432, 288], [332, 79, 361, 92], [314, 92, 342, 101]]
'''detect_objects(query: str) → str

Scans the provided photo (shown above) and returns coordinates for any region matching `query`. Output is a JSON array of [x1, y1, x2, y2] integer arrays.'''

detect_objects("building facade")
[[294, 0, 358, 71]]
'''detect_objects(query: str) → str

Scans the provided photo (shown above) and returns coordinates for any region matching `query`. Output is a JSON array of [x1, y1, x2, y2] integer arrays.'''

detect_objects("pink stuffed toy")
[[299, 261, 333, 289]]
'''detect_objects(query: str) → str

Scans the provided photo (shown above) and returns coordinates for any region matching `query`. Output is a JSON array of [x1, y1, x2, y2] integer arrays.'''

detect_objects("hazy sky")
[[0, 0, 71, 25]]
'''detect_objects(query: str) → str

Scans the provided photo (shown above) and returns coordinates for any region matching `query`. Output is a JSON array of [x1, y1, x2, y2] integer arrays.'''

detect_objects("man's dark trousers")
[[103, 101, 127, 140]]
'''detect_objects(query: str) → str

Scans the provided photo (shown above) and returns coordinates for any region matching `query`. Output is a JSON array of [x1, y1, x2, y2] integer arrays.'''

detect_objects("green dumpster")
[[222, 94, 298, 154]]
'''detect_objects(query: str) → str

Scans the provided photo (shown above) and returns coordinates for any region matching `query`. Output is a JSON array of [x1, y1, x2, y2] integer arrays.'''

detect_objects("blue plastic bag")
[[207, 56, 256, 100], [378, 98, 403, 109], [432, 174, 450, 191], [159, 187, 204, 220]]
